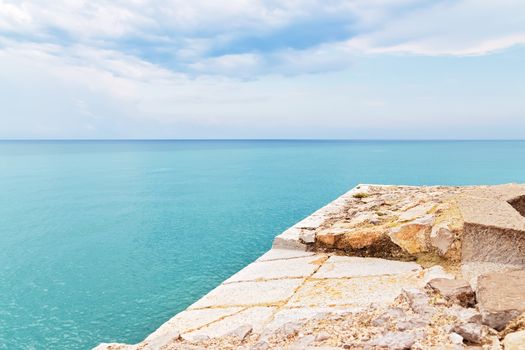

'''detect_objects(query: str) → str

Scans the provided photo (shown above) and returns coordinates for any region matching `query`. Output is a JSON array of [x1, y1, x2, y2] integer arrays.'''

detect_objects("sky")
[[0, 0, 524, 139]]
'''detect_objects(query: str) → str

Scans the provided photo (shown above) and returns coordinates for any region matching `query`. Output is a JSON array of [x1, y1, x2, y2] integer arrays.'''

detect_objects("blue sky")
[[0, 0, 524, 139]]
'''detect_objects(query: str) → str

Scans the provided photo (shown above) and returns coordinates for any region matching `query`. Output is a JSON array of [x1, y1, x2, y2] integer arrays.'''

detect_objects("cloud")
[[1, 0, 524, 78], [349, 0, 525, 56], [0, 0, 524, 138]]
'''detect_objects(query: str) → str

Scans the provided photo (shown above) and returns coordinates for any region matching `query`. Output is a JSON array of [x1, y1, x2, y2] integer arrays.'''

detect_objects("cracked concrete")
[[94, 183, 525, 350]]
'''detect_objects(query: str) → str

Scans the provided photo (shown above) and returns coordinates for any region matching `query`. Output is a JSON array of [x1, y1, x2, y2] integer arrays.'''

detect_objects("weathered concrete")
[[285, 272, 432, 308], [188, 279, 303, 309], [94, 184, 525, 350], [183, 307, 275, 340], [313, 256, 421, 278], [256, 248, 315, 262], [427, 278, 475, 307], [476, 269, 525, 330], [224, 255, 321, 283], [459, 185, 525, 267]]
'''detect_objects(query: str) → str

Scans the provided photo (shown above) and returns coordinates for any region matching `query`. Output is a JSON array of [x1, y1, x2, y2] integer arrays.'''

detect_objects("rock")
[[275, 322, 301, 338], [445, 305, 482, 324], [273, 227, 308, 250], [500, 313, 525, 338], [400, 288, 434, 318], [288, 335, 315, 349], [299, 230, 316, 244], [141, 332, 180, 349], [449, 332, 464, 344], [452, 323, 485, 344], [476, 269, 525, 330], [389, 215, 434, 254], [190, 334, 210, 342], [315, 331, 330, 342], [503, 330, 525, 350], [427, 278, 476, 307], [486, 336, 502, 350], [422, 265, 455, 284], [316, 229, 345, 246], [398, 203, 435, 221], [366, 331, 419, 349], [92, 344, 132, 350], [396, 317, 429, 331], [372, 308, 406, 327], [250, 341, 270, 350], [228, 324, 252, 341], [348, 212, 380, 226], [430, 223, 455, 255]]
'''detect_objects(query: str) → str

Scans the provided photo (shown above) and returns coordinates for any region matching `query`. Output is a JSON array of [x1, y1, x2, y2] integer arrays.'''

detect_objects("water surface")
[[1, 140, 525, 349]]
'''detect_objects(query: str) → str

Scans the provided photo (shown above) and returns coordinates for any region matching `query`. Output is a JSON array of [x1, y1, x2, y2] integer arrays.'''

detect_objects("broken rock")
[[427, 278, 476, 307], [389, 215, 434, 254], [452, 323, 485, 344], [503, 330, 525, 350], [227, 324, 252, 341], [366, 331, 420, 350], [430, 223, 455, 255], [476, 270, 525, 330]]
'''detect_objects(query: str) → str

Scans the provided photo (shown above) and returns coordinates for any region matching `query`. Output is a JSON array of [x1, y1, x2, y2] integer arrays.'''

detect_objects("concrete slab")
[[183, 307, 276, 340], [224, 256, 322, 283], [286, 273, 424, 308], [398, 202, 435, 221], [143, 307, 243, 343], [273, 227, 307, 250], [313, 256, 421, 279], [189, 279, 304, 309], [256, 249, 315, 262], [265, 306, 363, 331], [295, 215, 327, 230]]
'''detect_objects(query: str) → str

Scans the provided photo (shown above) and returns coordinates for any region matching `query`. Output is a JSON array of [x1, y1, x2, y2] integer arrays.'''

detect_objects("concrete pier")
[[95, 184, 525, 350]]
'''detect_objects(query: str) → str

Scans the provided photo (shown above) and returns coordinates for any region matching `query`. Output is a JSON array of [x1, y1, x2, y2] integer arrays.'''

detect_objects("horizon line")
[[1, 138, 525, 142]]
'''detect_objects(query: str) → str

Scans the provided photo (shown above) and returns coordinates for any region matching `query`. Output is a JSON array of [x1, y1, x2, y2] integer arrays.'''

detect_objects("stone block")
[[189, 279, 303, 309], [476, 269, 525, 330], [312, 256, 421, 279], [285, 272, 425, 308], [272, 227, 307, 250], [182, 307, 275, 340], [256, 249, 315, 262], [427, 278, 476, 307], [224, 256, 321, 283], [143, 307, 242, 344]]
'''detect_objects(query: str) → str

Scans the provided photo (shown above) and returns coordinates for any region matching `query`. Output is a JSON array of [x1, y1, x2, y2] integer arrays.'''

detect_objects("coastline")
[[95, 183, 525, 350]]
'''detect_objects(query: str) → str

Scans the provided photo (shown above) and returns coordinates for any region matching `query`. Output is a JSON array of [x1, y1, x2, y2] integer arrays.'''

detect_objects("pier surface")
[[95, 184, 525, 350]]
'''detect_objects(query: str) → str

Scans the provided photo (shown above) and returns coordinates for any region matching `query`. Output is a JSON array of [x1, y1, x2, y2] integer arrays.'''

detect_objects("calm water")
[[1, 140, 525, 349]]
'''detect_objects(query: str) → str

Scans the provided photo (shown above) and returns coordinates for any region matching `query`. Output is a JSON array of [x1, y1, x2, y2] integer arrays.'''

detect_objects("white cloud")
[[0, 0, 524, 138], [1, 0, 524, 77]]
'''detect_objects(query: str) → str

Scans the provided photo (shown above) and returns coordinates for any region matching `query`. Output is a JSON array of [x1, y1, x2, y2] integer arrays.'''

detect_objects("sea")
[[1, 140, 524, 349]]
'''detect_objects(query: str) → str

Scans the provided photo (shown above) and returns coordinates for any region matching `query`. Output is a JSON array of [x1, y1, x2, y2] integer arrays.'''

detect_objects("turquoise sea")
[[1, 140, 525, 349]]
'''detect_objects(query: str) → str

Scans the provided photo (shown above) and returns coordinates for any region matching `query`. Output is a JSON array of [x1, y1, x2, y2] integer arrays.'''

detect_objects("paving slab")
[[286, 272, 425, 308], [265, 306, 364, 331], [313, 256, 421, 279], [189, 278, 304, 309], [144, 307, 243, 342], [273, 227, 308, 250], [295, 215, 326, 230], [224, 256, 322, 283], [256, 249, 315, 262], [182, 307, 276, 340]]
